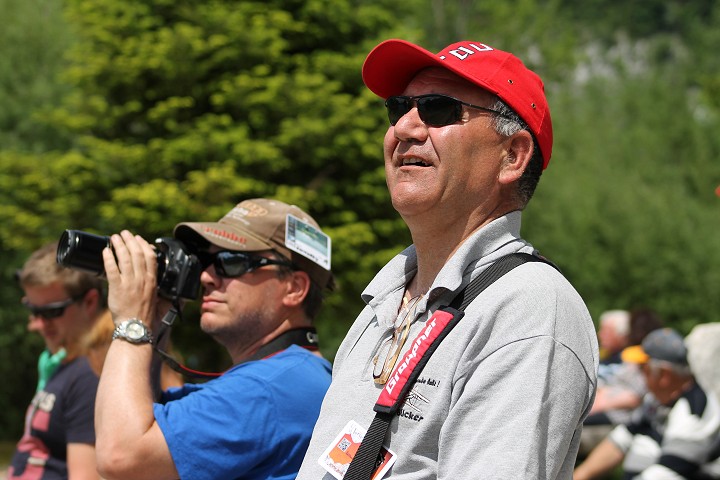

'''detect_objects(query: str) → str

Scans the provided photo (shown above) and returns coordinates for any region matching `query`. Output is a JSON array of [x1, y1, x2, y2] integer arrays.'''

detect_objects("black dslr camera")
[[56, 229, 202, 301]]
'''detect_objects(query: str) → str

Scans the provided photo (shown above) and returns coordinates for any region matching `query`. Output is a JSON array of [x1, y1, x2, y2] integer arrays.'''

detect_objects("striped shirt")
[[609, 383, 720, 479]]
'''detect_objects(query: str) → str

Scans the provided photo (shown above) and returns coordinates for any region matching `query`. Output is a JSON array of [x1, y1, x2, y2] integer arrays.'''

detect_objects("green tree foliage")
[[0, 0, 74, 151], [527, 50, 720, 332], [0, 0, 76, 443], [557, 0, 716, 41], [52, 0, 421, 360]]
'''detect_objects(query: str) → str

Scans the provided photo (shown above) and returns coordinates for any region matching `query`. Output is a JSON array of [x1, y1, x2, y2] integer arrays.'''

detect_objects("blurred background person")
[[574, 328, 720, 479], [581, 308, 664, 457], [8, 242, 105, 479], [686, 322, 720, 406], [627, 308, 665, 348], [597, 310, 631, 379]]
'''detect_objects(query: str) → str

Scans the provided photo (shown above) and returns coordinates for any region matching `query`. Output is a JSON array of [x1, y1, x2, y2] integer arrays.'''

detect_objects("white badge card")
[[318, 420, 396, 480], [285, 214, 331, 270]]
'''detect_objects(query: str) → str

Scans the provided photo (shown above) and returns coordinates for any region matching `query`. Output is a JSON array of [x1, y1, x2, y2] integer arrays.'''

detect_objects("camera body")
[[56, 230, 202, 301]]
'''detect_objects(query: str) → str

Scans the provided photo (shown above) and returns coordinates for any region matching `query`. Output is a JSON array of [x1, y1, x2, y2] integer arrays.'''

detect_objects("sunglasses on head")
[[385, 93, 511, 127], [22, 297, 81, 320], [197, 251, 294, 278]]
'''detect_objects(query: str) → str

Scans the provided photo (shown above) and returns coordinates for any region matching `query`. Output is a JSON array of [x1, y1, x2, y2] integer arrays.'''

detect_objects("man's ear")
[[283, 270, 311, 307], [498, 130, 534, 185], [82, 288, 101, 314]]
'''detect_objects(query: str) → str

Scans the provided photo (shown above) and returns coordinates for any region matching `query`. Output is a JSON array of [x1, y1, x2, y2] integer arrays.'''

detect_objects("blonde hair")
[[82, 310, 114, 376], [18, 241, 106, 304]]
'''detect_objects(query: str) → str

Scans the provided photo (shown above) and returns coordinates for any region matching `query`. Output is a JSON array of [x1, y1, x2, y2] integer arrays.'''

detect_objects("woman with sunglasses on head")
[[297, 40, 599, 480], [9, 242, 106, 480], [93, 198, 334, 480]]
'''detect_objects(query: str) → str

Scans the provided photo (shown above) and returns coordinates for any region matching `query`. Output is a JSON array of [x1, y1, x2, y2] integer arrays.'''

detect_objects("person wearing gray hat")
[[93, 198, 334, 480], [575, 328, 720, 479]]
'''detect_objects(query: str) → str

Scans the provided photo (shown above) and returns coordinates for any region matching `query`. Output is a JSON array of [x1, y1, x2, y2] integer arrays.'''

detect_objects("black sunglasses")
[[197, 251, 294, 278], [385, 93, 511, 127], [22, 297, 81, 320]]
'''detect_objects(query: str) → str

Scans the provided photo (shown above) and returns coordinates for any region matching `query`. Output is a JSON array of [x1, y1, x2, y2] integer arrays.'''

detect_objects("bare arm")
[[574, 437, 625, 480], [95, 231, 179, 480], [67, 443, 100, 480]]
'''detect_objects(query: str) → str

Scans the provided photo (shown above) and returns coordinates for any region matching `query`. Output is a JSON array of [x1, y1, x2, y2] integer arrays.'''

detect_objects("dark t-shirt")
[[9, 356, 99, 479]]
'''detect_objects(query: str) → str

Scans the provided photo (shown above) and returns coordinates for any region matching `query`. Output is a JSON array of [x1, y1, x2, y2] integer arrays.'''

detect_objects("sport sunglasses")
[[197, 251, 294, 278], [385, 93, 512, 127], [22, 296, 82, 320]]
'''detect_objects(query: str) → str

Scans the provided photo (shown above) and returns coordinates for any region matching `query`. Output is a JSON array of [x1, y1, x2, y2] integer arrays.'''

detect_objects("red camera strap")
[[374, 308, 461, 414], [343, 307, 461, 480]]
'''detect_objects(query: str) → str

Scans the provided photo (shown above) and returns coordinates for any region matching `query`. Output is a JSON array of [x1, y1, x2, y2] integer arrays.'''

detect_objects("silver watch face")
[[126, 321, 147, 340]]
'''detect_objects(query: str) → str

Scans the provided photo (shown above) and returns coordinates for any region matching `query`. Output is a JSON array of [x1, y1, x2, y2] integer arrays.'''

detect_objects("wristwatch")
[[113, 319, 153, 344]]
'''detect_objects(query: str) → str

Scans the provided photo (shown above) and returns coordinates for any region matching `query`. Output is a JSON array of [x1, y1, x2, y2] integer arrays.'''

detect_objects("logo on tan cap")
[[174, 198, 333, 289]]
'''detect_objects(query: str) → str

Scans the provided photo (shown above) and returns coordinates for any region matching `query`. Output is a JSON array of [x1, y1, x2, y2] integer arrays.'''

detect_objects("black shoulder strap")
[[449, 252, 553, 312], [343, 251, 553, 480], [156, 327, 320, 380], [245, 327, 320, 362]]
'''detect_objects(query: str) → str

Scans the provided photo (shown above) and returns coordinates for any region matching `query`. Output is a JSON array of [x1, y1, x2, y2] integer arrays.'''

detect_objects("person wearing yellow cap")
[[93, 199, 334, 480], [574, 328, 720, 479], [581, 308, 665, 456]]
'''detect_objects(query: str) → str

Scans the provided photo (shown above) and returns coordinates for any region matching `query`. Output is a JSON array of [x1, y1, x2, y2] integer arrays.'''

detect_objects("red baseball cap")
[[362, 39, 553, 169]]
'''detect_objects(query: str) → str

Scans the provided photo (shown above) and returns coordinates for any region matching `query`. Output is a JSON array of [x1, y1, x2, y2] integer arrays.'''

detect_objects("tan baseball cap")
[[174, 198, 333, 289]]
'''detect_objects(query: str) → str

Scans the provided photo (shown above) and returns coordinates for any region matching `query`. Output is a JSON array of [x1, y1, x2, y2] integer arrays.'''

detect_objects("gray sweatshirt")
[[298, 211, 599, 479]]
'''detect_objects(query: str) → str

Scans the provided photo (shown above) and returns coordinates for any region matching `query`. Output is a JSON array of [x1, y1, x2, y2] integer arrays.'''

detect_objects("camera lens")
[[57, 230, 110, 275]]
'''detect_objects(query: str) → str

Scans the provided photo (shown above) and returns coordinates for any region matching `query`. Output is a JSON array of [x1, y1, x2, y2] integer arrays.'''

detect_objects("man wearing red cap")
[[298, 39, 598, 479], [93, 199, 334, 480]]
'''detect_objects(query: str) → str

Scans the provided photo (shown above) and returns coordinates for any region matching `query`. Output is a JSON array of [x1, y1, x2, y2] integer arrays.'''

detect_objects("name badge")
[[318, 420, 396, 480]]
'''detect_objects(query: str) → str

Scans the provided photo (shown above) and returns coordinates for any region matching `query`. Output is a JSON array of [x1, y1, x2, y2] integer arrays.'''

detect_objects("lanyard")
[[37, 348, 67, 392], [157, 327, 320, 380]]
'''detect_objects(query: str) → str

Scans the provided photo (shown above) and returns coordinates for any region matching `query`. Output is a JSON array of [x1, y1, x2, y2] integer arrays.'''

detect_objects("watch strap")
[[113, 318, 153, 344]]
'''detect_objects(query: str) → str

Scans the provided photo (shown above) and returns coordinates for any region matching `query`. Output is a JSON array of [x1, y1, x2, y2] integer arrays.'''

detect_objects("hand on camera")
[[102, 230, 159, 328]]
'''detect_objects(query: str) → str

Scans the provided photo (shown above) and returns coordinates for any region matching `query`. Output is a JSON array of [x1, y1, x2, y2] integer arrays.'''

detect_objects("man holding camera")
[[94, 198, 334, 480]]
